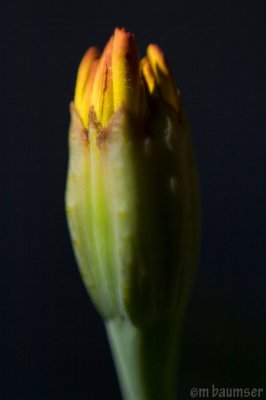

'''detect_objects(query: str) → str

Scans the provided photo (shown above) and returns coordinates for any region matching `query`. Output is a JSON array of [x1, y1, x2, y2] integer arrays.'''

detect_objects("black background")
[[1, 0, 266, 399]]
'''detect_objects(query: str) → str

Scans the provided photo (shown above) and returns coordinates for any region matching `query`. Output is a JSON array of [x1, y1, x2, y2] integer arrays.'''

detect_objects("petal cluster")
[[74, 28, 180, 129]]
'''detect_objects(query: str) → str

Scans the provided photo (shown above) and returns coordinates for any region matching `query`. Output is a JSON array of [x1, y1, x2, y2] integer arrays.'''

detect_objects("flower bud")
[[66, 28, 200, 400], [66, 27, 200, 325]]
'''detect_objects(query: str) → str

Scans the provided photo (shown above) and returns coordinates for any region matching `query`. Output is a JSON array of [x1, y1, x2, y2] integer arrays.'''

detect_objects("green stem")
[[105, 317, 181, 400]]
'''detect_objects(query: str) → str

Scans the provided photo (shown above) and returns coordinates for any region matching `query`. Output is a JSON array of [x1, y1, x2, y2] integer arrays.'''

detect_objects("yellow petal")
[[112, 28, 140, 114], [141, 57, 156, 95], [90, 36, 114, 127], [147, 44, 179, 111], [74, 47, 99, 113], [79, 59, 99, 128]]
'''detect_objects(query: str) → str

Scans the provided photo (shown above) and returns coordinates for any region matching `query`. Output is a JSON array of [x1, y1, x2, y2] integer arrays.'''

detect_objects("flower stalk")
[[65, 28, 200, 400], [106, 317, 182, 400]]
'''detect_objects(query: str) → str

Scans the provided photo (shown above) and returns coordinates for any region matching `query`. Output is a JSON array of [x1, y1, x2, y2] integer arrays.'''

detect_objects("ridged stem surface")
[[106, 317, 181, 400]]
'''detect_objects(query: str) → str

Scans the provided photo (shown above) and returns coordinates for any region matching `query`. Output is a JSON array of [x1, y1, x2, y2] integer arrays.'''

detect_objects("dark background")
[[1, 0, 265, 399]]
